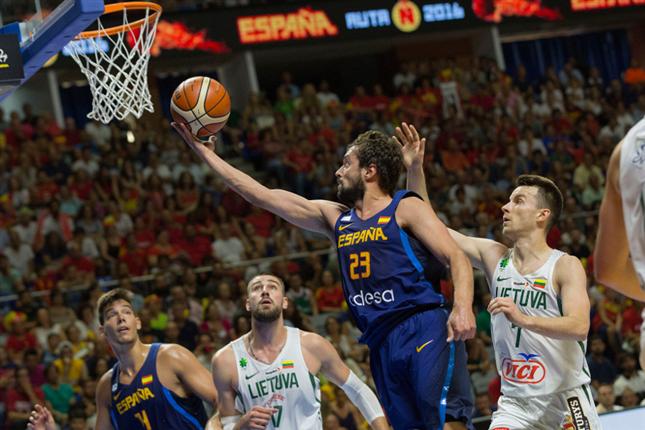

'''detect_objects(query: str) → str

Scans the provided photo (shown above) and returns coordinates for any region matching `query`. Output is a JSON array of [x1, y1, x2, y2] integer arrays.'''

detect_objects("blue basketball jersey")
[[334, 190, 446, 347], [109, 343, 208, 430]]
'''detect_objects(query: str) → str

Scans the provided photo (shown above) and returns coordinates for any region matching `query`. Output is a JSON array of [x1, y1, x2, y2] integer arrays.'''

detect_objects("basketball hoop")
[[65, 2, 162, 124]]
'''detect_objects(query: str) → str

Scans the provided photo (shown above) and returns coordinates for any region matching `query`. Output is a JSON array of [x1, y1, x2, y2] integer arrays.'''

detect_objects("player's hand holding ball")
[[170, 76, 230, 152]]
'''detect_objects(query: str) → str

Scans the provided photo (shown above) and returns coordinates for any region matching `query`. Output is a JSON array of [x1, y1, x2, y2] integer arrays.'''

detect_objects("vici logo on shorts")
[[501, 352, 546, 384]]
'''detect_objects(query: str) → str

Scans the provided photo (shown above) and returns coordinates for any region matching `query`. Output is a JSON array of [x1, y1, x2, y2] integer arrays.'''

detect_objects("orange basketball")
[[170, 76, 231, 139]]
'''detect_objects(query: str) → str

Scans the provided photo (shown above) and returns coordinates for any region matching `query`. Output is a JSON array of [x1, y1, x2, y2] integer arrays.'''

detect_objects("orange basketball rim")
[[76, 2, 162, 39]]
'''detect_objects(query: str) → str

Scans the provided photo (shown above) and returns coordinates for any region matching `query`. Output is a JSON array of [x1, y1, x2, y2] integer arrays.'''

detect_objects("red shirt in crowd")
[[316, 285, 345, 311], [245, 210, 275, 238], [6, 332, 37, 355]]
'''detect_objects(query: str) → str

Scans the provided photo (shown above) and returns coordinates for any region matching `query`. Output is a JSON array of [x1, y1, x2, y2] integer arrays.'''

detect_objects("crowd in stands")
[[0, 52, 645, 429]]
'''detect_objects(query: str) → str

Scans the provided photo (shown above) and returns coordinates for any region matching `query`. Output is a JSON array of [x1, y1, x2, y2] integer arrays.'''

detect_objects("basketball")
[[170, 76, 231, 139]]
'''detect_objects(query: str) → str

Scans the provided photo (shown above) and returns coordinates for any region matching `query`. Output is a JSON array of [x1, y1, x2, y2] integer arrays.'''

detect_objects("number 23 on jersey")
[[349, 252, 371, 280]]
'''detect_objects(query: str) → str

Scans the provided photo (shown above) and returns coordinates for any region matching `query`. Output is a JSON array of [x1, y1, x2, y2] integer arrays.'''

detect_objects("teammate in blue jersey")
[[28, 288, 221, 430], [173, 121, 476, 429]]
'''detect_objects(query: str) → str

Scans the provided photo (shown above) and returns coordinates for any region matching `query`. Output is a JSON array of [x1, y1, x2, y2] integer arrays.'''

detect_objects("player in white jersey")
[[595, 115, 645, 370], [211, 274, 388, 430], [398, 123, 601, 429]]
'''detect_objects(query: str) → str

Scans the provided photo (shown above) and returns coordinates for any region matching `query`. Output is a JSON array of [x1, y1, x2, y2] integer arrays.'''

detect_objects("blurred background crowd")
[[0, 49, 644, 429]]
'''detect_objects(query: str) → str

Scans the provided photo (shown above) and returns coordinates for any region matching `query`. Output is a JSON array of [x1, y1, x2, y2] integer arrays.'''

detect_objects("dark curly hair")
[[349, 131, 402, 196]]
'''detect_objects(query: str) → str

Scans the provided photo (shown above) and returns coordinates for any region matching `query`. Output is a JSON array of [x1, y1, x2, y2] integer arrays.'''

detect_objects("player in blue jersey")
[[173, 121, 476, 430], [28, 288, 221, 430]]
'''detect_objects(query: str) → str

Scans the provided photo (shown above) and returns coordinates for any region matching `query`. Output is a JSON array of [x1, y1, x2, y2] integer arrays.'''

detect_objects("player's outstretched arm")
[[308, 334, 388, 430], [397, 197, 476, 341], [162, 345, 222, 430], [595, 141, 645, 301], [173, 122, 345, 239], [488, 254, 590, 341], [211, 347, 276, 430], [395, 123, 506, 272], [95, 372, 116, 430]]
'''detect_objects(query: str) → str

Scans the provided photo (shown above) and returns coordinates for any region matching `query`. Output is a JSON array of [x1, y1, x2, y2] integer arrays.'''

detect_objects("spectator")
[[596, 383, 624, 413], [12, 207, 37, 246], [214, 281, 237, 325], [0, 254, 23, 295], [211, 223, 245, 264], [24, 349, 45, 388], [53, 341, 88, 388], [77, 379, 97, 428], [316, 270, 345, 314], [613, 354, 645, 397], [5, 312, 36, 363], [42, 363, 75, 423], [329, 386, 362, 430], [170, 301, 199, 351], [4, 366, 45, 430], [3, 230, 34, 278], [619, 387, 640, 408], [200, 301, 232, 345], [68, 407, 92, 430], [286, 273, 317, 316], [586, 336, 618, 387]]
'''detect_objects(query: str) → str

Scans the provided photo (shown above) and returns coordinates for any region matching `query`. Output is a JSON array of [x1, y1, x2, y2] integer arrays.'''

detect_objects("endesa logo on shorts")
[[501, 352, 546, 385], [349, 289, 394, 307]]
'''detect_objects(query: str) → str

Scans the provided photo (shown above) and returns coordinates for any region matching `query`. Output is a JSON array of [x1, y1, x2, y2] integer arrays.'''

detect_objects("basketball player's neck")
[[247, 319, 287, 365], [512, 230, 551, 269], [250, 319, 287, 352], [353, 187, 391, 218], [114, 339, 149, 376]]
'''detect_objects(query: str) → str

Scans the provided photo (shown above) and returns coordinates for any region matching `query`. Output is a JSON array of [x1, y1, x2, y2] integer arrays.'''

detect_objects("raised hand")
[[27, 404, 56, 430], [393, 122, 426, 170]]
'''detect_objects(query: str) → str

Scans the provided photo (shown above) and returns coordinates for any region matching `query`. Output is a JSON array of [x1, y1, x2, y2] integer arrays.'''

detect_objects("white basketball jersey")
[[490, 249, 590, 397], [619, 115, 645, 288], [230, 327, 322, 429]]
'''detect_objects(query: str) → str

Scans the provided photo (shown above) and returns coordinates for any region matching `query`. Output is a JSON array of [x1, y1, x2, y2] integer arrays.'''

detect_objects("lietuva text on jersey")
[[110, 344, 208, 430], [334, 190, 446, 348]]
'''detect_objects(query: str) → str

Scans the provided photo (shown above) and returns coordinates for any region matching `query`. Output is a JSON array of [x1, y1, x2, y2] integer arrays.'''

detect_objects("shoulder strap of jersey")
[[393, 190, 422, 207], [110, 362, 120, 391], [149, 343, 160, 368]]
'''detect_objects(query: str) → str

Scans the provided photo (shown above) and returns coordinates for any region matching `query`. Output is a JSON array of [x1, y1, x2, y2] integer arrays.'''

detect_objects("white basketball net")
[[66, 5, 161, 124]]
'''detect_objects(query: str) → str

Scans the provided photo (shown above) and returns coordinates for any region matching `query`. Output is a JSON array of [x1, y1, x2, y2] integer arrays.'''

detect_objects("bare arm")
[[94, 372, 115, 430], [173, 123, 344, 239], [594, 141, 645, 301], [308, 334, 388, 430], [164, 345, 221, 430], [211, 348, 239, 421], [397, 197, 476, 341], [397, 123, 506, 273], [489, 255, 590, 341]]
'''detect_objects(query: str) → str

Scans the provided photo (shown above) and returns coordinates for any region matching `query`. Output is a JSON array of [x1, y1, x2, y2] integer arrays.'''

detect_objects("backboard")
[[0, 0, 104, 101]]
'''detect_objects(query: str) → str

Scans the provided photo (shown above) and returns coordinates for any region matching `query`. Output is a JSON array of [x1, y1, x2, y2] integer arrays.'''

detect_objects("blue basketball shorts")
[[369, 308, 474, 430]]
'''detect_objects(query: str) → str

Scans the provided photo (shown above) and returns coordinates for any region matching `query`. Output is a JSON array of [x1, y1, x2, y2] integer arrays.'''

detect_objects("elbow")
[[593, 258, 608, 285], [574, 320, 590, 342]]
